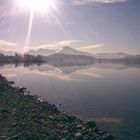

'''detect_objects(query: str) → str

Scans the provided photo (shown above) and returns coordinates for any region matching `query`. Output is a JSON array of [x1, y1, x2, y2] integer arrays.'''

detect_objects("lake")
[[0, 62, 140, 140]]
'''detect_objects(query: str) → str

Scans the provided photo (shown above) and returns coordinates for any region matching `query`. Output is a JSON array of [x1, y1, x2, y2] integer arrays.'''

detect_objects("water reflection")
[[1, 62, 140, 82], [0, 62, 140, 140], [1, 61, 140, 74]]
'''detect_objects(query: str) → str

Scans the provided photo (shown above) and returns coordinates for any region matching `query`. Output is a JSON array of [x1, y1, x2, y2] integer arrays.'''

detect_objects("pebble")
[[75, 132, 82, 137]]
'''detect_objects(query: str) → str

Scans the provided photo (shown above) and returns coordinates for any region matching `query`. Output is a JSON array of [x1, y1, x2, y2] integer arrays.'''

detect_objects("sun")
[[17, 0, 54, 12]]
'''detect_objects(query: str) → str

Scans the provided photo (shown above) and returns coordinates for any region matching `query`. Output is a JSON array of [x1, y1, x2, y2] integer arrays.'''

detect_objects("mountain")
[[93, 52, 131, 59], [123, 55, 140, 61], [1, 46, 139, 61], [27, 47, 134, 60], [27, 46, 93, 57], [0, 50, 16, 56], [53, 46, 92, 56], [27, 49, 55, 56]]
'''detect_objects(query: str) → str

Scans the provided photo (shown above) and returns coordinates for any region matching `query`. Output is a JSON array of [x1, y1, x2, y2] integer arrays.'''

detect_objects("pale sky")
[[0, 0, 140, 54]]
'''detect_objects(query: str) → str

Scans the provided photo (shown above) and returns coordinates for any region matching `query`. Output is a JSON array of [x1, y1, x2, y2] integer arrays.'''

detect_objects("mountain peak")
[[57, 46, 75, 52], [54, 46, 93, 57], [62, 46, 75, 49]]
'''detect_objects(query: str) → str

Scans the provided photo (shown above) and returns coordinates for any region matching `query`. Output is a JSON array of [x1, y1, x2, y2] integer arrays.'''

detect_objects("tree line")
[[0, 53, 44, 63]]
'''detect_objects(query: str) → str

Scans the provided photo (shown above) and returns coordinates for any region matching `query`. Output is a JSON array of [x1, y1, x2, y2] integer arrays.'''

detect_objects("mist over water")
[[1, 62, 140, 140]]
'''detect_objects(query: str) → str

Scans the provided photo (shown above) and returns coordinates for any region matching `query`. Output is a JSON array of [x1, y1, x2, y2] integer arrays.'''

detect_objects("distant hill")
[[93, 52, 131, 59], [0, 50, 16, 56], [122, 55, 140, 62], [27, 48, 55, 56]]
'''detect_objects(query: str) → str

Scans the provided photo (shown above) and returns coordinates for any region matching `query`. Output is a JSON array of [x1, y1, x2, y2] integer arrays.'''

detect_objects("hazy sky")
[[0, 0, 140, 54]]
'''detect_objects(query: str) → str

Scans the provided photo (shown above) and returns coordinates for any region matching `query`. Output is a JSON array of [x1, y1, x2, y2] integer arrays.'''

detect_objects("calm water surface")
[[0, 63, 140, 140]]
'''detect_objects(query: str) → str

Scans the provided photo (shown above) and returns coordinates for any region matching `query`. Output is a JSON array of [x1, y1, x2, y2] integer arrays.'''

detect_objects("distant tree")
[[14, 53, 23, 62], [0, 53, 43, 63], [23, 54, 43, 62]]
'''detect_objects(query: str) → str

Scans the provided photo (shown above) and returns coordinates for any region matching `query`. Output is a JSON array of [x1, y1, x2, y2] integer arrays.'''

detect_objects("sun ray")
[[15, 0, 55, 53], [52, 13, 67, 34], [15, 0, 68, 52], [24, 10, 34, 53]]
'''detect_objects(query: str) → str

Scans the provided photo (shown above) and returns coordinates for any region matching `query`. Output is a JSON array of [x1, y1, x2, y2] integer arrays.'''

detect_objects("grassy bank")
[[0, 74, 113, 140]]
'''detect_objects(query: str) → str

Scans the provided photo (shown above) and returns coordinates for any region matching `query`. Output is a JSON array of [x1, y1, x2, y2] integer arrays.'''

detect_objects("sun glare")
[[15, 0, 60, 53], [17, 0, 54, 12]]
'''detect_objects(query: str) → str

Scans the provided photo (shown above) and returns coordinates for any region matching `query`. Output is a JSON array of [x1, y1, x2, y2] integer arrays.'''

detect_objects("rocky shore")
[[0, 74, 113, 140]]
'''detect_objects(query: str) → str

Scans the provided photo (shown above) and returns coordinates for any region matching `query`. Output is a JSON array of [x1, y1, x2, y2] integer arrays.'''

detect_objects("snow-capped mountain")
[[27, 46, 92, 57], [54, 46, 92, 56], [26, 46, 134, 59]]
